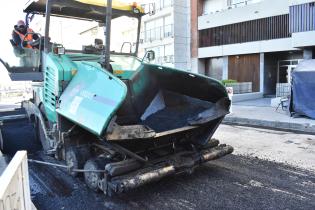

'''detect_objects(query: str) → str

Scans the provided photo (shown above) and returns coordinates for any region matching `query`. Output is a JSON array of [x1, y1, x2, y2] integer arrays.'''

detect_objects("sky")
[[0, 0, 141, 85]]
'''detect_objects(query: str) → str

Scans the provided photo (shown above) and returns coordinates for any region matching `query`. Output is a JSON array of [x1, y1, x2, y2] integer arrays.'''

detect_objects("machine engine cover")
[[57, 62, 127, 136]]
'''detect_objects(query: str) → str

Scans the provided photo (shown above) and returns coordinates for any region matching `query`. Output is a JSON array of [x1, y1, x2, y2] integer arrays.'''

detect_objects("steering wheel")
[[22, 32, 42, 49]]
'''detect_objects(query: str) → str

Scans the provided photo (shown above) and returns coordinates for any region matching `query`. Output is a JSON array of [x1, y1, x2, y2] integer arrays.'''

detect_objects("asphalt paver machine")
[[0, 0, 233, 195]]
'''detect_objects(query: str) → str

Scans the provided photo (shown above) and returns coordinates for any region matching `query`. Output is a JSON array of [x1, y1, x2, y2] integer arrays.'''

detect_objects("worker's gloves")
[[22, 41, 29, 47]]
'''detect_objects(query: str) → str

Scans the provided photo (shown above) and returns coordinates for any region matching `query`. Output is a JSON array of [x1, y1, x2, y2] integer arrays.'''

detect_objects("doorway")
[[276, 60, 300, 97]]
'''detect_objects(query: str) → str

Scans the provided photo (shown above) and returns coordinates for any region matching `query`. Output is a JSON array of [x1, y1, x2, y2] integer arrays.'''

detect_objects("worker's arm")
[[12, 31, 29, 48], [12, 31, 22, 47]]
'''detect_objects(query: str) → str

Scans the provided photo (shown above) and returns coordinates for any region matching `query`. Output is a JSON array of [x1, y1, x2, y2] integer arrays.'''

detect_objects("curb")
[[223, 117, 315, 134]]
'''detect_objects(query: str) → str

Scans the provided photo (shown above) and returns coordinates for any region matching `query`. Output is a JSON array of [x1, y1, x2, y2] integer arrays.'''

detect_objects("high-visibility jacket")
[[14, 28, 34, 49]]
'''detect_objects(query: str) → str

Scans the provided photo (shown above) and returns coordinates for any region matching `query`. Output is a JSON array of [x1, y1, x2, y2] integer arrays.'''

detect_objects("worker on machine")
[[11, 20, 40, 67], [11, 20, 39, 49]]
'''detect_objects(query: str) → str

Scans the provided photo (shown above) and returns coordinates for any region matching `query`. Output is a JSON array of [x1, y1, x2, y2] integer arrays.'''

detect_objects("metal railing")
[[202, 0, 262, 16], [141, 24, 173, 43], [229, 0, 261, 8], [155, 0, 173, 11], [155, 55, 174, 64], [141, 0, 173, 15]]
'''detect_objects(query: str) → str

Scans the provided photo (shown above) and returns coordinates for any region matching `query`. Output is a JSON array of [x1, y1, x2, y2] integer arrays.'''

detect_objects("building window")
[[146, 44, 174, 65], [143, 15, 173, 42], [153, 0, 173, 11]]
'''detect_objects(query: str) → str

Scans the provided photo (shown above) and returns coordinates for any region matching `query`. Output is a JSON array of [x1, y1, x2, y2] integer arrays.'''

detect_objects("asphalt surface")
[[1, 103, 314, 210], [29, 152, 315, 210]]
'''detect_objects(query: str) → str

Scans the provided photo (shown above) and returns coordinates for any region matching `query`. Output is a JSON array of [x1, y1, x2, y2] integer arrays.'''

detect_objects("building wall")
[[174, 0, 191, 70], [198, 38, 296, 58], [204, 57, 224, 79], [263, 51, 303, 95], [141, 0, 191, 70], [228, 54, 260, 92], [190, 0, 203, 73], [199, 14, 290, 48], [202, 0, 228, 15], [289, 2, 315, 33], [289, 1, 315, 55], [196, 0, 315, 59], [289, 0, 315, 5], [191, 0, 315, 97], [198, 0, 289, 30]]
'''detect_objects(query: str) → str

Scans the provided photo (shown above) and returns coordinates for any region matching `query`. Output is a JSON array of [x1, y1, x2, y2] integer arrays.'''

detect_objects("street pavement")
[[224, 98, 315, 134], [215, 125, 315, 171], [28, 125, 315, 210]]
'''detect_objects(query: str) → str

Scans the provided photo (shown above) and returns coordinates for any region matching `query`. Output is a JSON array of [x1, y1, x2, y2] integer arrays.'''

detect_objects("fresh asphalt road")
[[28, 125, 315, 210]]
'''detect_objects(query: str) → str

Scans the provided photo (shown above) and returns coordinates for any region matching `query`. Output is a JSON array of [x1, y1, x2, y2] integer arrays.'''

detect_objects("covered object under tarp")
[[290, 59, 315, 119]]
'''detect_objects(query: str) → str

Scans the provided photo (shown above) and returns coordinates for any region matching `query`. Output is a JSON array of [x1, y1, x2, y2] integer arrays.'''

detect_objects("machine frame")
[[0, 0, 234, 196]]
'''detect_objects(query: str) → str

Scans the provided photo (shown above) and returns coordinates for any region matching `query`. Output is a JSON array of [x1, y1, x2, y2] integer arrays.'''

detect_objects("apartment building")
[[141, 0, 191, 70], [192, 0, 315, 97], [51, 0, 191, 70]]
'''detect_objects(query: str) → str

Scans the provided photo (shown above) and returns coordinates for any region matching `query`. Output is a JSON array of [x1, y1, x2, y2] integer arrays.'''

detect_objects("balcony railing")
[[229, 0, 262, 8], [141, 0, 173, 14], [290, 2, 315, 33], [155, 55, 174, 64], [141, 24, 174, 43], [202, 0, 262, 16]]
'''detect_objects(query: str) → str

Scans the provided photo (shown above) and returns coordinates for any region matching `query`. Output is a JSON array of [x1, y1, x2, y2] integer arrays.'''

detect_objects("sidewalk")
[[223, 98, 315, 134]]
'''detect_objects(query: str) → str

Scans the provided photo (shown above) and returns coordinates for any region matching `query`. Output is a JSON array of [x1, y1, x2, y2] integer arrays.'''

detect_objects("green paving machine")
[[0, 0, 233, 195]]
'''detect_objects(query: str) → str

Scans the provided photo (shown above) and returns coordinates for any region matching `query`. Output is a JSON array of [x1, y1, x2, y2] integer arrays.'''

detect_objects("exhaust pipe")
[[108, 144, 233, 193]]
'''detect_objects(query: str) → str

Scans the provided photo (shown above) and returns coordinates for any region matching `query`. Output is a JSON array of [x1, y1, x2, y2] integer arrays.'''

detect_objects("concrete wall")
[[198, 0, 289, 30], [292, 31, 315, 48], [198, 38, 297, 58], [174, 0, 191, 70], [191, 57, 205, 74], [196, 31, 315, 59], [202, 0, 227, 15], [204, 57, 224, 79], [289, 0, 315, 6]]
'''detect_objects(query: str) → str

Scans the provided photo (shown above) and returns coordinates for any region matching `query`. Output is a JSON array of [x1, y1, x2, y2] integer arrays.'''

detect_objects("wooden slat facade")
[[228, 54, 260, 92], [290, 2, 315, 33], [199, 14, 290, 47]]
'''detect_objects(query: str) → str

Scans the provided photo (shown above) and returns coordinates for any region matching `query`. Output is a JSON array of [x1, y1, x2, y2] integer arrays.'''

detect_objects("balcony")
[[141, 0, 173, 14], [156, 55, 174, 64], [198, 0, 289, 31], [229, 0, 262, 9], [141, 24, 174, 43], [202, 0, 263, 16]]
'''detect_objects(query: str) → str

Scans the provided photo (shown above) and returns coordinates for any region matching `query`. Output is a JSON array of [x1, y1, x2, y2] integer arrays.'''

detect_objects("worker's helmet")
[[15, 20, 27, 32], [17, 20, 26, 27]]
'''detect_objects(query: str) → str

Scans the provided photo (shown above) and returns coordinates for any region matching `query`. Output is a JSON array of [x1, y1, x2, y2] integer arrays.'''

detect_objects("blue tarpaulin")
[[290, 60, 315, 119]]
